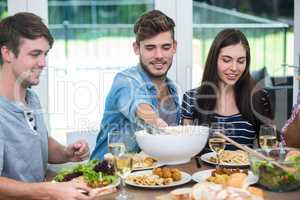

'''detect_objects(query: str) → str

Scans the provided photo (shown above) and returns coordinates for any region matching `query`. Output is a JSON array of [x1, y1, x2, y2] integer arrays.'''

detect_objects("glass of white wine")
[[209, 124, 226, 169], [108, 132, 134, 200], [259, 124, 278, 153], [108, 131, 126, 157]]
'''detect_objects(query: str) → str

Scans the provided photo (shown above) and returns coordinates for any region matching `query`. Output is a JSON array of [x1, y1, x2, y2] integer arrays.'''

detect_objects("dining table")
[[97, 157, 300, 200]]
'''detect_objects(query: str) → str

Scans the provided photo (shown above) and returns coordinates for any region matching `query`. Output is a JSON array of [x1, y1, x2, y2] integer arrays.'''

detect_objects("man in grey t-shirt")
[[0, 13, 91, 200]]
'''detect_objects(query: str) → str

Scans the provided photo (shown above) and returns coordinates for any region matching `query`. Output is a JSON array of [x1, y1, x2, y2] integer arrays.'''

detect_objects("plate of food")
[[132, 152, 164, 171], [53, 159, 119, 197], [125, 167, 191, 188], [200, 150, 250, 167], [192, 168, 258, 187]]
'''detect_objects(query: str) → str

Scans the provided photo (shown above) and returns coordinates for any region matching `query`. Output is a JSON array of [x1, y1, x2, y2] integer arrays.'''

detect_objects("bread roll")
[[156, 194, 173, 200], [170, 188, 192, 200], [191, 182, 223, 200], [190, 182, 264, 200], [248, 187, 264, 200], [226, 173, 248, 188]]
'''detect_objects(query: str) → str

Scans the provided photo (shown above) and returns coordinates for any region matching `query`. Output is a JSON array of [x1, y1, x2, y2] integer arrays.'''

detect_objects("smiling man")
[[0, 12, 92, 200], [91, 10, 180, 160]]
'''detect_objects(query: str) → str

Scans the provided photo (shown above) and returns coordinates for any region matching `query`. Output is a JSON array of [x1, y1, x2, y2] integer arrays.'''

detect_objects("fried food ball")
[[152, 167, 163, 177], [171, 170, 182, 181], [162, 167, 172, 178]]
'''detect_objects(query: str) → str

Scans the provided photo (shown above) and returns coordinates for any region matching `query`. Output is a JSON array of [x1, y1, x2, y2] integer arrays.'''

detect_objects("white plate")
[[125, 170, 191, 188], [132, 162, 164, 171], [192, 169, 258, 186], [52, 177, 121, 188], [200, 152, 249, 167]]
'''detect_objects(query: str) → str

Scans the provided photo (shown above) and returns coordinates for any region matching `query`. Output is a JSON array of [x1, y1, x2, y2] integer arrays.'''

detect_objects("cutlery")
[[215, 132, 297, 173]]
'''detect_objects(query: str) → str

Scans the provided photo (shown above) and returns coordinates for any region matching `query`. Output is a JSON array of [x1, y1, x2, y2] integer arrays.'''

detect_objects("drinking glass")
[[108, 131, 126, 157], [209, 124, 226, 169], [259, 124, 278, 153], [108, 132, 134, 200]]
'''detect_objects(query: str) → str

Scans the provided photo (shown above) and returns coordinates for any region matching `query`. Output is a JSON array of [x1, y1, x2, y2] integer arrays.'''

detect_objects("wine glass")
[[209, 124, 226, 169], [108, 131, 126, 157], [108, 132, 134, 200], [259, 124, 278, 153]]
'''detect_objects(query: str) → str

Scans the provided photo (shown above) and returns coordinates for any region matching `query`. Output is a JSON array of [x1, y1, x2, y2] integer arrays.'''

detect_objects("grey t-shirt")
[[0, 89, 48, 182]]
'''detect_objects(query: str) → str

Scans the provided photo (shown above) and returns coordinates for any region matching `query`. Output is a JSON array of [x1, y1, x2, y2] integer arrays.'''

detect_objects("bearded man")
[[91, 10, 180, 159]]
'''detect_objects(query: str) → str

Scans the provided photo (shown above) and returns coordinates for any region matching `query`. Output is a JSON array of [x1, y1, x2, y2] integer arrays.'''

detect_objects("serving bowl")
[[135, 126, 209, 165], [249, 147, 300, 192]]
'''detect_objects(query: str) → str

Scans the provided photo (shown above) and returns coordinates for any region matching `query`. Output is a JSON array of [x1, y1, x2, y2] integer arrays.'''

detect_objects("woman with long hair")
[[181, 28, 274, 150]]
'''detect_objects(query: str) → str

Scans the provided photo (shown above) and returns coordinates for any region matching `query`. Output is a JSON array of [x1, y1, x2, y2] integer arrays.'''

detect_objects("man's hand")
[[156, 117, 168, 128], [65, 140, 90, 162], [43, 181, 92, 200]]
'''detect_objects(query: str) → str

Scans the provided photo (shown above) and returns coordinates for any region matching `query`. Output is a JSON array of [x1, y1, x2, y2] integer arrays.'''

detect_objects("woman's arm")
[[180, 90, 196, 125], [284, 109, 300, 148]]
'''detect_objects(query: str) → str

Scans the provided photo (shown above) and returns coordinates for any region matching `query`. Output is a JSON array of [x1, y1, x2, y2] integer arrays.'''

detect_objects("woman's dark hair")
[[194, 28, 257, 126]]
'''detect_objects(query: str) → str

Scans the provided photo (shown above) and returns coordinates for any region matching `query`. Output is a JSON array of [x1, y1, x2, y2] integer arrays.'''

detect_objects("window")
[[47, 0, 154, 142], [192, 1, 293, 87], [0, 0, 7, 20]]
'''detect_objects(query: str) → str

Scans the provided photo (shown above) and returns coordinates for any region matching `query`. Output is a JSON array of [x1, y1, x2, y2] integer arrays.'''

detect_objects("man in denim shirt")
[[91, 10, 180, 160]]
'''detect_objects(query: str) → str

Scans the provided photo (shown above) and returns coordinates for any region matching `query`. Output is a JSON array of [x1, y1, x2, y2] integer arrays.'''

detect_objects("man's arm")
[[0, 177, 91, 200], [48, 137, 90, 164], [112, 74, 168, 128], [136, 103, 168, 128]]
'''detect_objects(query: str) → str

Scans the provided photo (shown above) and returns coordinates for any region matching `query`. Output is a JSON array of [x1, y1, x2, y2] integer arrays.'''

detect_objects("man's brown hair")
[[133, 10, 175, 44], [0, 12, 54, 65]]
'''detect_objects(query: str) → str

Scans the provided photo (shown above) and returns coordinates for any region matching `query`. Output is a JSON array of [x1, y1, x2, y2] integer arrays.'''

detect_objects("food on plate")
[[105, 152, 158, 169], [191, 182, 264, 200], [88, 185, 117, 198], [156, 182, 264, 200], [208, 150, 249, 165], [126, 167, 182, 186], [206, 168, 248, 186], [212, 168, 248, 176], [285, 150, 300, 161], [170, 188, 192, 200], [251, 149, 300, 191], [132, 153, 157, 169], [226, 173, 248, 188], [54, 159, 117, 188], [153, 167, 182, 181]]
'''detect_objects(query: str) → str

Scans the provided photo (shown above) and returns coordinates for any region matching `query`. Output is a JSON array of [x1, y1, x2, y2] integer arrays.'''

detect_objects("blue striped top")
[[181, 89, 256, 152]]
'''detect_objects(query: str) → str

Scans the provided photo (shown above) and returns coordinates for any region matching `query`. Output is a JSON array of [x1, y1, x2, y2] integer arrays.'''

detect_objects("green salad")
[[54, 159, 118, 188], [252, 155, 300, 191]]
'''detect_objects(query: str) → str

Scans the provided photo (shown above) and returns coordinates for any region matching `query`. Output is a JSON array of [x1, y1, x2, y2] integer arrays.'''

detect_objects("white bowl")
[[135, 126, 209, 165]]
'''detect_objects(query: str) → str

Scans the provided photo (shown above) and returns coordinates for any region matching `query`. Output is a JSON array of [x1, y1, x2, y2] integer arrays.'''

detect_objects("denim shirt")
[[91, 65, 180, 160]]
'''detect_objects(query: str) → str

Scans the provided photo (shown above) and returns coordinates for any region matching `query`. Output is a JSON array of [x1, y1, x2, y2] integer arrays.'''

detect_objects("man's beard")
[[140, 58, 172, 79]]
